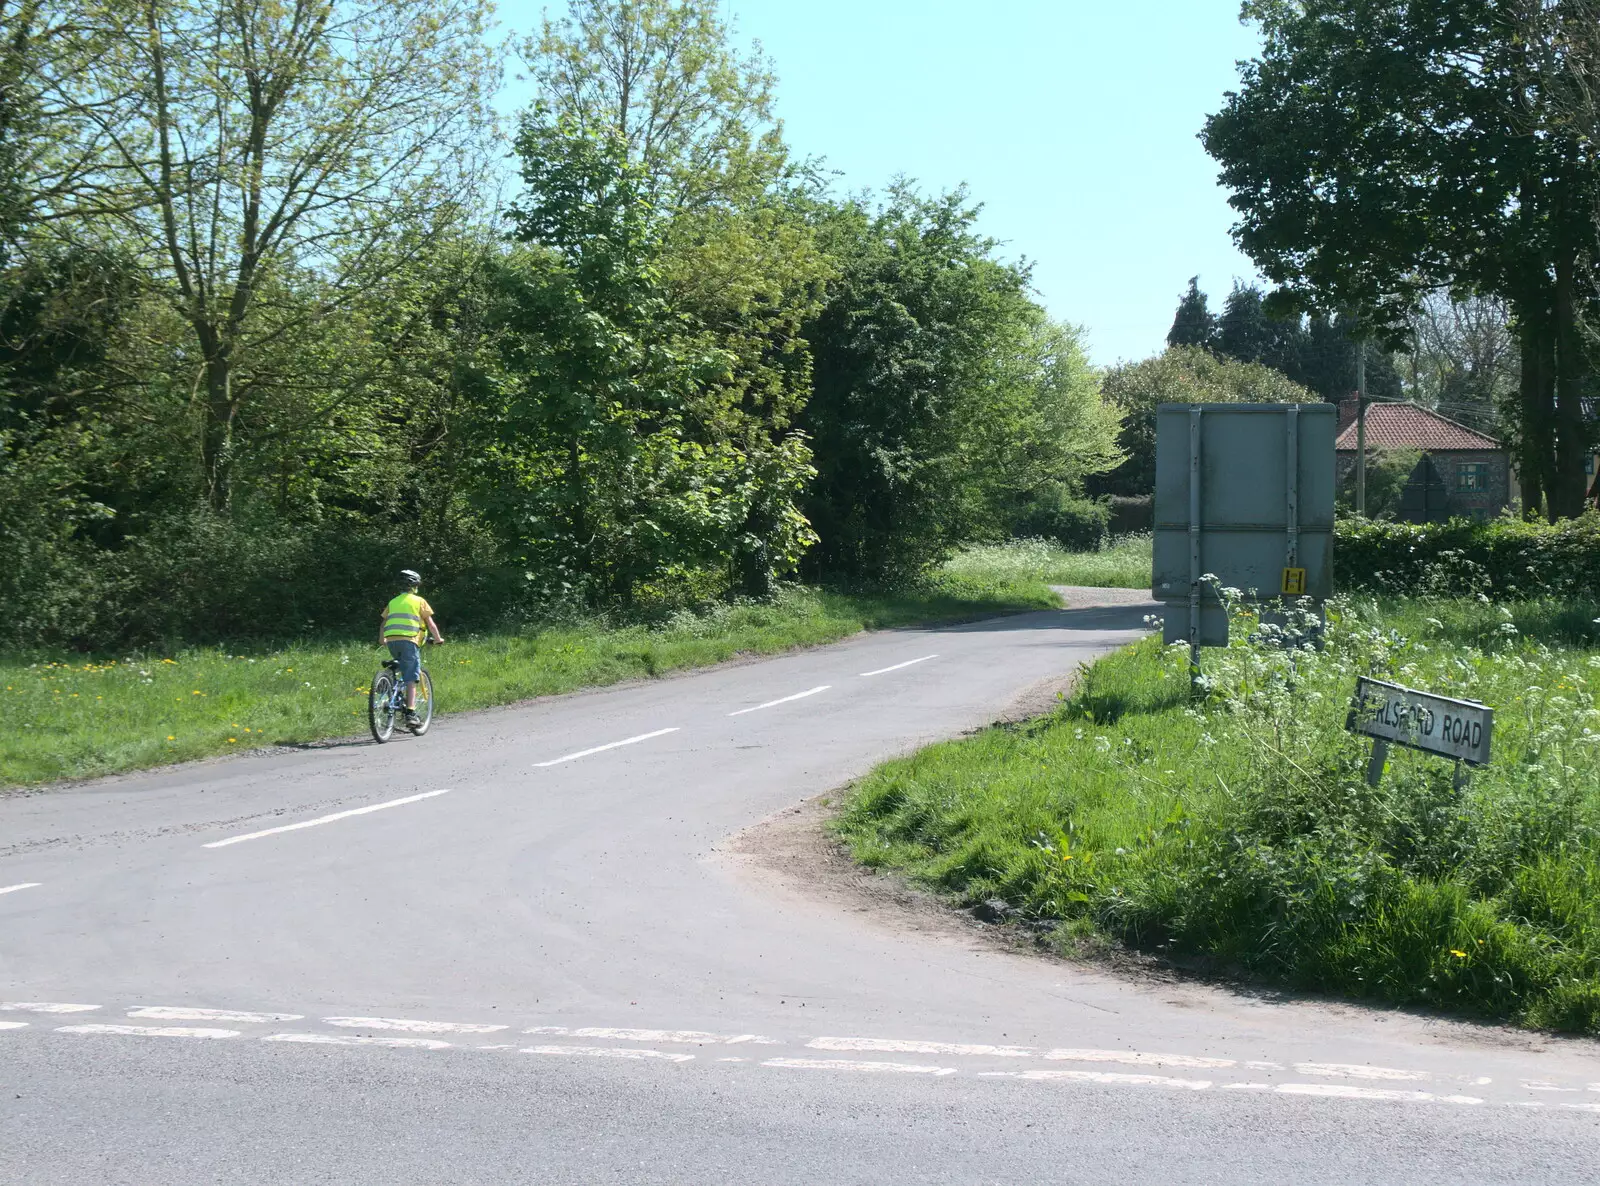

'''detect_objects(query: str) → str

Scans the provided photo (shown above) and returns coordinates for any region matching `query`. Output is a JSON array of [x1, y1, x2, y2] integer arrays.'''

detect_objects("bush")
[[1013, 490, 1110, 551], [1336, 513, 1600, 600]]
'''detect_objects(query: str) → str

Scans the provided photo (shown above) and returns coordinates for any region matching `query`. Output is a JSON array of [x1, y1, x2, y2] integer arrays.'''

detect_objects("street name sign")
[[1346, 677, 1493, 767]]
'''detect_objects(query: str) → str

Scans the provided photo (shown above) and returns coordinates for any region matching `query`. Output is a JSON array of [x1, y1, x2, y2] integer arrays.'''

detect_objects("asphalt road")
[[3, 599, 1597, 1184]]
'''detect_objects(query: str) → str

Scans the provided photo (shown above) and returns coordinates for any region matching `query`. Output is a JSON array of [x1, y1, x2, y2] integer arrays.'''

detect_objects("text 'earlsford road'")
[[1347, 677, 1493, 766]]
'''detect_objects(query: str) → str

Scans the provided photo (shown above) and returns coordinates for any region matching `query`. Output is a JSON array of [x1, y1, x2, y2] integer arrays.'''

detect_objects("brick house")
[[1335, 400, 1511, 520]]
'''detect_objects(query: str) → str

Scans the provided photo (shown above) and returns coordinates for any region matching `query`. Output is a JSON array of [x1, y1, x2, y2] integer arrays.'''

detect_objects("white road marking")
[[1045, 1047, 1236, 1070], [1245, 1060, 1285, 1071], [0, 1021, 29, 1031], [56, 1024, 239, 1039], [983, 1070, 1212, 1091], [203, 789, 452, 848], [763, 1057, 956, 1076], [264, 1033, 451, 1050], [860, 655, 939, 677], [525, 1026, 774, 1045], [0, 882, 42, 895], [128, 1007, 303, 1024], [810, 1037, 1034, 1058], [1521, 1080, 1579, 1092], [1223, 1082, 1274, 1092], [521, 1045, 693, 1063], [1295, 1062, 1431, 1082], [1563, 1103, 1600, 1114], [1, 1002, 99, 1014], [729, 686, 830, 716], [534, 729, 680, 768], [323, 1017, 508, 1035], [1277, 1083, 1482, 1105]]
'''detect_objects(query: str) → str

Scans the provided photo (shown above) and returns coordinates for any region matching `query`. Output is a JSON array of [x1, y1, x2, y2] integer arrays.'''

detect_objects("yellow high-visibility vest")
[[382, 593, 431, 643]]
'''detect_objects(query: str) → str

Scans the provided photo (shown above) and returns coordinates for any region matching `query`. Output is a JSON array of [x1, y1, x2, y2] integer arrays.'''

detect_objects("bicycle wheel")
[[369, 670, 397, 743], [408, 668, 434, 735]]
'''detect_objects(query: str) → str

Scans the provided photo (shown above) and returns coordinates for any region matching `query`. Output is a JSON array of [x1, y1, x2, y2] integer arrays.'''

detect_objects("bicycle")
[[368, 649, 434, 743]]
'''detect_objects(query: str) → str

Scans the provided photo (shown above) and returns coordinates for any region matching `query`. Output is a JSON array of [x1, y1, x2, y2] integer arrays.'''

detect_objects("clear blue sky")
[[497, 1, 1265, 366]]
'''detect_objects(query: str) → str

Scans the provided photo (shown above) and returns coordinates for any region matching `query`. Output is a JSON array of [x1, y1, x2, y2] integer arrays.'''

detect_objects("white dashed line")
[[0, 1021, 29, 1031], [521, 1045, 693, 1063], [1295, 1062, 1431, 1082], [983, 1070, 1213, 1091], [534, 729, 680, 768], [1, 1002, 99, 1014], [57, 1024, 240, 1039], [128, 1007, 304, 1023], [1521, 1080, 1580, 1093], [729, 686, 831, 716], [0, 882, 42, 896], [1046, 1048, 1237, 1070], [324, 1017, 508, 1035], [810, 1037, 1034, 1058], [1563, 1103, 1600, 1114], [203, 789, 452, 848], [526, 1026, 776, 1045], [264, 1033, 451, 1050], [860, 655, 939, 677], [1277, 1083, 1482, 1105], [763, 1058, 956, 1076]]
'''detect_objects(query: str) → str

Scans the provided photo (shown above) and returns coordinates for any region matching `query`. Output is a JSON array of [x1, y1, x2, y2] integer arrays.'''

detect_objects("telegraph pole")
[[1355, 341, 1369, 516]]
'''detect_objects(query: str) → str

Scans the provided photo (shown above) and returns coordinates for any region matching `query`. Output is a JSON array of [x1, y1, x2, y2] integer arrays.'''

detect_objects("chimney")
[[1338, 396, 1359, 433]]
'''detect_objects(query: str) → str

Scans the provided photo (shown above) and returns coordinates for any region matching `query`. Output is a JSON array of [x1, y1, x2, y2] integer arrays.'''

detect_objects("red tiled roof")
[[1334, 402, 1501, 451]]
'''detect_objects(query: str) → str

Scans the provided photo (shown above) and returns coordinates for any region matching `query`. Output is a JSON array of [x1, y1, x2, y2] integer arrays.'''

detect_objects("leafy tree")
[[522, 0, 784, 214], [1202, 0, 1598, 519], [24, 0, 500, 509], [800, 185, 1120, 581], [1167, 276, 1216, 349], [1091, 345, 1317, 498]]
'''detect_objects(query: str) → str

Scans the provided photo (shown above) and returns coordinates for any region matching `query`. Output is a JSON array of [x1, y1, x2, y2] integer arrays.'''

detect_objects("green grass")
[[836, 594, 1600, 1034], [943, 534, 1152, 590], [1, 577, 1060, 788]]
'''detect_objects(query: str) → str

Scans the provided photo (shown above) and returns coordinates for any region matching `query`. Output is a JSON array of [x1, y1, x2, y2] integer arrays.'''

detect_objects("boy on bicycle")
[[380, 569, 444, 726]]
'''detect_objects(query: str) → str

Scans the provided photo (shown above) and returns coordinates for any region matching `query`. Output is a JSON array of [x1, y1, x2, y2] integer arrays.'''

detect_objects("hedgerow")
[[1335, 514, 1600, 600]]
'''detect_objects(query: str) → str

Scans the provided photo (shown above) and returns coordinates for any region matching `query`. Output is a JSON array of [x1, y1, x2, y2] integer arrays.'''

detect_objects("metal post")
[[1189, 407, 1203, 678], [1366, 739, 1389, 787], [1286, 404, 1300, 575], [1355, 344, 1368, 517]]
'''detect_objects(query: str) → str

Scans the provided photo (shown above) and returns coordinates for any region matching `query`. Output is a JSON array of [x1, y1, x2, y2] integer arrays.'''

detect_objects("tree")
[[801, 184, 1122, 581], [1167, 276, 1216, 349], [1404, 291, 1517, 434], [1202, 0, 1598, 520], [26, 0, 499, 510], [522, 0, 785, 215], [1091, 345, 1318, 498]]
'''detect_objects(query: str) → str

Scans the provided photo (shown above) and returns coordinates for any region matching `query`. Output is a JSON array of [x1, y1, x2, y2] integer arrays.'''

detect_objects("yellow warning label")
[[1282, 567, 1308, 596]]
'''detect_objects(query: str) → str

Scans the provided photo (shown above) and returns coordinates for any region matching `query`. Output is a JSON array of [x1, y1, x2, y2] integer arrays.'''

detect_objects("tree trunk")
[[198, 330, 236, 513], [1552, 248, 1590, 520], [1516, 306, 1557, 521]]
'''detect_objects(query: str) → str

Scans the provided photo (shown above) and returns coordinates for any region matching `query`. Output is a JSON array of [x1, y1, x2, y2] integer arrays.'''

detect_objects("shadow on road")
[[919, 602, 1160, 636]]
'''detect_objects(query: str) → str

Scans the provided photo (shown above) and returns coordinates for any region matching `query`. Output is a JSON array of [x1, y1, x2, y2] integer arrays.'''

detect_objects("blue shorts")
[[386, 640, 422, 684]]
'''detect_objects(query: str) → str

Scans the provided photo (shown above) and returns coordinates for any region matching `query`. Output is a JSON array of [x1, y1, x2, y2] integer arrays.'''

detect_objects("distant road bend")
[[2, 592, 1597, 1185]]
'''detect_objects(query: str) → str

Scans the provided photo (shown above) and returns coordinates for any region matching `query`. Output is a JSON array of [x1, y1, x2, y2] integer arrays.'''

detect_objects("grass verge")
[[943, 535, 1152, 590], [836, 595, 1600, 1034], [1, 575, 1060, 788]]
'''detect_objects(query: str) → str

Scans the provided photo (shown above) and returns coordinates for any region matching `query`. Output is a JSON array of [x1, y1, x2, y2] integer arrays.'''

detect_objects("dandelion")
[[227, 738, 237, 744], [1450, 949, 1468, 958], [167, 735, 175, 741]]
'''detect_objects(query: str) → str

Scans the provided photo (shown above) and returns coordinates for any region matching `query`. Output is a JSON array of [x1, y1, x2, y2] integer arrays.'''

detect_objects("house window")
[[1588, 454, 1596, 476], [1457, 462, 1489, 492]]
